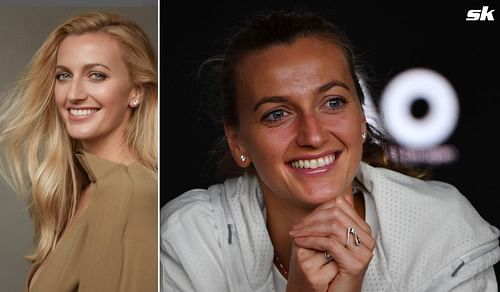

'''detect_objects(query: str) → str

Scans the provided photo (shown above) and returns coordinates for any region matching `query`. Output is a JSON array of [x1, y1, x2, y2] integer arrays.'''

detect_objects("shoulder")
[[160, 181, 229, 244], [86, 164, 158, 241], [359, 162, 477, 215], [360, 162, 495, 235], [76, 150, 156, 200], [358, 163, 500, 289], [160, 174, 258, 251], [160, 175, 271, 291], [160, 185, 227, 280], [160, 186, 231, 291], [95, 163, 157, 203], [160, 175, 252, 235], [126, 164, 157, 201], [161, 188, 215, 233]]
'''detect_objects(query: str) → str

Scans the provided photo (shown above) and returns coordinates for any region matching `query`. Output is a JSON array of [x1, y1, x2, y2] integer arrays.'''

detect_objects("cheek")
[[246, 137, 289, 182], [54, 85, 68, 119], [54, 84, 66, 106], [240, 124, 293, 165], [325, 114, 363, 143], [94, 85, 131, 107]]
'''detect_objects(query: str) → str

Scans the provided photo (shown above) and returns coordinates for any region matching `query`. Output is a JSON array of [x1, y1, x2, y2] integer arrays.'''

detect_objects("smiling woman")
[[55, 32, 142, 161], [226, 37, 366, 210], [0, 11, 157, 292], [161, 10, 500, 292]]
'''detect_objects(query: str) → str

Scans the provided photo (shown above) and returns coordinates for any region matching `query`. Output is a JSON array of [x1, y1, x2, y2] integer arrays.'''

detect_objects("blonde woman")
[[0, 12, 157, 291]]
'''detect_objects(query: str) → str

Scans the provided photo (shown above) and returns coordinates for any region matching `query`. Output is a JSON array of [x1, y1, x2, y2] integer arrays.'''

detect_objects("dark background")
[[163, 0, 499, 279]]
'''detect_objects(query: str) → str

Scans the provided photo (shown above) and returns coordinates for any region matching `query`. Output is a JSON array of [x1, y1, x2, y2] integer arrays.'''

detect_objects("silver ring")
[[324, 251, 334, 263], [345, 227, 361, 247]]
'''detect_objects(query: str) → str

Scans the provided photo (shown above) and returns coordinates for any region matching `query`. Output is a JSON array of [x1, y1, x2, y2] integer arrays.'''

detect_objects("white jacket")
[[161, 162, 500, 291]]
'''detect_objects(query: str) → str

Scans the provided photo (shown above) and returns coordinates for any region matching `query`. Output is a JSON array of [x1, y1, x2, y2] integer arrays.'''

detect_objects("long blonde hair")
[[0, 11, 157, 267]]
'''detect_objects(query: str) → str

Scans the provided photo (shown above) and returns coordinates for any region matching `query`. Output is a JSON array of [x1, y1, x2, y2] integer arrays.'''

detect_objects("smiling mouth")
[[69, 108, 100, 116], [289, 152, 339, 169]]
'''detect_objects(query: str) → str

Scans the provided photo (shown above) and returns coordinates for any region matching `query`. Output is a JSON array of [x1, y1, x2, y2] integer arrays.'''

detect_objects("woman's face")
[[227, 37, 365, 209], [55, 32, 138, 153]]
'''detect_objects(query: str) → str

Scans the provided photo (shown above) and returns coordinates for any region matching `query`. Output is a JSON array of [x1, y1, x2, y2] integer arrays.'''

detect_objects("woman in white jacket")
[[161, 10, 499, 291]]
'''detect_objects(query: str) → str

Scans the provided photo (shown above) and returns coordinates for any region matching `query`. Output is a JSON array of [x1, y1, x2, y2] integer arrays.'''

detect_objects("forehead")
[[57, 32, 124, 66], [235, 37, 353, 97]]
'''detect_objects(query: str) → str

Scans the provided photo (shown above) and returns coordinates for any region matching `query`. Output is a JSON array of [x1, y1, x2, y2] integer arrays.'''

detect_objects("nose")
[[67, 78, 87, 103], [296, 112, 327, 148]]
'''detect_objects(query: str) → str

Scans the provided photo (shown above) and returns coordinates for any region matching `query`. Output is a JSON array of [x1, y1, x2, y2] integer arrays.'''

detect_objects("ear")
[[224, 121, 251, 167], [129, 86, 145, 108]]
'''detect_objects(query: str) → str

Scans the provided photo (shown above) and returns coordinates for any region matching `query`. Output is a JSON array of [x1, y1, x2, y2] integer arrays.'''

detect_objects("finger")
[[289, 246, 338, 285], [294, 197, 371, 235], [326, 197, 371, 234], [293, 205, 350, 232], [315, 195, 354, 211], [294, 236, 373, 268], [290, 209, 347, 238], [293, 246, 336, 269], [290, 209, 373, 250]]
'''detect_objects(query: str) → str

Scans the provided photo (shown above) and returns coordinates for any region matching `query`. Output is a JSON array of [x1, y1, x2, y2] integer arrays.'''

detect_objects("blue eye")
[[90, 72, 107, 81], [263, 109, 288, 122], [324, 97, 346, 110], [56, 72, 71, 81]]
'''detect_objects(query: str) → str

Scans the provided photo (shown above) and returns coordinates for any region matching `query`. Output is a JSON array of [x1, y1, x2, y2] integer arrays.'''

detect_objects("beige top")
[[26, 150, 158, 292]]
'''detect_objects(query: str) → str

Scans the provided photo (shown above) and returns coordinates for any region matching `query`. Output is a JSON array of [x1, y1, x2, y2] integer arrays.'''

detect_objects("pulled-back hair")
[[0, 11, 157, 267], [206, 10, 428, 179]]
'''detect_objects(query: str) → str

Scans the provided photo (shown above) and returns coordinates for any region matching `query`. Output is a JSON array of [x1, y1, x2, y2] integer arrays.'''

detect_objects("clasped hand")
[[286, 197, 375, 292]]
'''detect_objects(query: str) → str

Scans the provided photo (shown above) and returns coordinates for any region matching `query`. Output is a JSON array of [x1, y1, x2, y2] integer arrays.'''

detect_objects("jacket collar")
[[75, 149, 124, 183]]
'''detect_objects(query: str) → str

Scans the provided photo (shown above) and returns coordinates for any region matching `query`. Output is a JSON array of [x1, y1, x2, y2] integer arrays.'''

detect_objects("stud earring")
[[361, 132, 367, 141], [131, 99, 139, 107], [240, 154, 247, 162]]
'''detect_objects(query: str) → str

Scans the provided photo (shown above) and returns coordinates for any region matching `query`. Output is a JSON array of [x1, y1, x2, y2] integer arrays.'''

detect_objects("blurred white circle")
[[380, 68, 459, 150]]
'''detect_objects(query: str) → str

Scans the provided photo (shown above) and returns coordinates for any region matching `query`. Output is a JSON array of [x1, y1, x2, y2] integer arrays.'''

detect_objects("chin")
[[297, 190, 338, 207], [67, 131, 95, 141]]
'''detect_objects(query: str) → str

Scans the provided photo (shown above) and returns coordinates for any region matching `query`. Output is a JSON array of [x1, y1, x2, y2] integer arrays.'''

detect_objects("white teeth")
[[291, 154, 336, 169], [318, 157, 325, 167], [69, 109, 99, 116]]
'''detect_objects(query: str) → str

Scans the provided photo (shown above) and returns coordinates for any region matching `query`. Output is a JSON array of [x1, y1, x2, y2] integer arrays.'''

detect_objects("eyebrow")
[[55, 63, 111, 72], [253, 80, 351, 112], [316, 80, 350, 94], [253, 96, 288, 112]]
